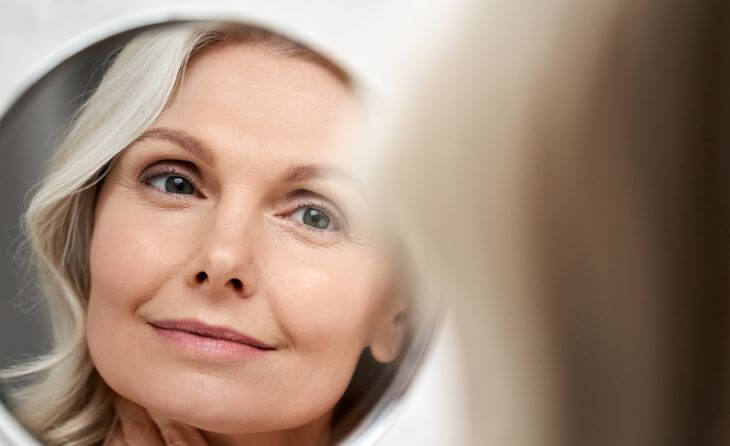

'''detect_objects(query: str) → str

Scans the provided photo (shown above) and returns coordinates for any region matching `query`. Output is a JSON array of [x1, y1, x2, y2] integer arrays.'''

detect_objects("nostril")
[[196, 271, 208, 283], [230, 278, 243, 290]]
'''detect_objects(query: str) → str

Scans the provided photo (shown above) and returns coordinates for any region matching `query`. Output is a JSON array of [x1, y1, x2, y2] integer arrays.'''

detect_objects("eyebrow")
[[133, 127, 216, 167], [283, 164, 354, 184], [133, 126, 359, 187]]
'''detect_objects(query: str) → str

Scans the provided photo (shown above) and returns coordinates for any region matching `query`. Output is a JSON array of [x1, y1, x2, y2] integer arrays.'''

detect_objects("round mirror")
[[0, 15, 438, 446]]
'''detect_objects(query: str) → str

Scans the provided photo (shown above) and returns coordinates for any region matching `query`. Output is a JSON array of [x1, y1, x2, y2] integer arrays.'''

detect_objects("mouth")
[[147, 318, 276, 351]]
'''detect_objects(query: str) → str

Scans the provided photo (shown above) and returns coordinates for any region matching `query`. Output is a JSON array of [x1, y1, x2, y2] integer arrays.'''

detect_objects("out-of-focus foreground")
[[378, 1, 729, 445]]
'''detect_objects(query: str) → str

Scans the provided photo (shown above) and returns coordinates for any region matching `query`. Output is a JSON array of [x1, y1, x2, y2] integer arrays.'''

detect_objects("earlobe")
[[369, 311, 407, 363]]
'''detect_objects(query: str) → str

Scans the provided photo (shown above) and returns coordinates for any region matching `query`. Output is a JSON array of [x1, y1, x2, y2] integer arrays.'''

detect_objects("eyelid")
[[139, 162, 204, 197], [292, 202, 344, 232], [280, 192, 349, 232], [137, 163, 349, 233]]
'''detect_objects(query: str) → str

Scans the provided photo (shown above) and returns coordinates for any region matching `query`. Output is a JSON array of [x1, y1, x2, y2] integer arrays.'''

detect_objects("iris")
[[301, 208, 330, 229]]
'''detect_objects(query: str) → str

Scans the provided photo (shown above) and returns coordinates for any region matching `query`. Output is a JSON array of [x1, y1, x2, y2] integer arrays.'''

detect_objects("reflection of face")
[[86, 42, 402, 440]]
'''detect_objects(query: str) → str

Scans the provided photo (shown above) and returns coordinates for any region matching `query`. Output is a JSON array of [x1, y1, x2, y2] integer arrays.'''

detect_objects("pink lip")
[[148, 319, 275, 351]]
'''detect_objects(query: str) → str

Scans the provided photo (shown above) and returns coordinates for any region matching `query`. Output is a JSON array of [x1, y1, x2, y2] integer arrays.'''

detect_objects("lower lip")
[[150, 324, 270, 358]]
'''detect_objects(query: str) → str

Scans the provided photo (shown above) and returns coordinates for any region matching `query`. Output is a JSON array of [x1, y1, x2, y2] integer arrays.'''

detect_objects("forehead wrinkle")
[[223, 137, 273, 196], [213, 141, 240, 170]]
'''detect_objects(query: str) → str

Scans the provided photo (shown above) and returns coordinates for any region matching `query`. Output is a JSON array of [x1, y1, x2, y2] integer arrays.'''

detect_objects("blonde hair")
[[0, 22, 356, 446]]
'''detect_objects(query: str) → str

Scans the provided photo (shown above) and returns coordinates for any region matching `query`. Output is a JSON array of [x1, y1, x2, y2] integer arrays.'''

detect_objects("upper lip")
[[148, 319, 275, 350]]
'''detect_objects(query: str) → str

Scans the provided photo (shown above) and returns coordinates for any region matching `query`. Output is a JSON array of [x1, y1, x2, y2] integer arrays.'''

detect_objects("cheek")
[[267, 246, 392, 355], [86, 193, 193, 378], [88, 200, 188, 313], [243, 249, 393, 428]]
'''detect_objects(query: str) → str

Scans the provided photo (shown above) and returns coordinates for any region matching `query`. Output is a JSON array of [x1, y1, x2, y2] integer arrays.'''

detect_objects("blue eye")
[[148, 174, 195, 195], [291, 207, 331, 230]]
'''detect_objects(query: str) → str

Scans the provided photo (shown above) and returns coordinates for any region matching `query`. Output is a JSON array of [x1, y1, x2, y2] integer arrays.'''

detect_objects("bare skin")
[[104, 396, 209, 446], [88, 42, 406, 446]]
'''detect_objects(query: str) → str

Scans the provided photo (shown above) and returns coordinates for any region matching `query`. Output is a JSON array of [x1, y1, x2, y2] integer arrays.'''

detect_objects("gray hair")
[[0, 22, 352, 446]]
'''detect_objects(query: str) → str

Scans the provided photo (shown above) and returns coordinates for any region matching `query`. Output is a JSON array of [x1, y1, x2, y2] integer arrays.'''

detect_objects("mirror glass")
[[0, 19, 437, 446]]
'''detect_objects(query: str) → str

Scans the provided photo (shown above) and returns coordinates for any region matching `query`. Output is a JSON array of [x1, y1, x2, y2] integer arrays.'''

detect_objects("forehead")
[[150, 42, 360, 167]]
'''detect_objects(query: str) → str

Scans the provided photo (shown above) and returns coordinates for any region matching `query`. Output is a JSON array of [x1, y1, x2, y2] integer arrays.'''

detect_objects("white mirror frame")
[[0, 6, 440, 445]]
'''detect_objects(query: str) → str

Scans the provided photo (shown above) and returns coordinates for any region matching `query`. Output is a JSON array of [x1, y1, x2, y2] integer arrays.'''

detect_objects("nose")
[[185, 204, 258, 299]]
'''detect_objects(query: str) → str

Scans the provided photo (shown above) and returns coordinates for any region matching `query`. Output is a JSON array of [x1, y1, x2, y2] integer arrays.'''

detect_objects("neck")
[[200, 411, 333, 446]]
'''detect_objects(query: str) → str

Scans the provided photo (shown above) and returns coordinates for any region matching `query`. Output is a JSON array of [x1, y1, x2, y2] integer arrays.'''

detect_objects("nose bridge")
[[209, 192, 256, 245], [192, 192, 258, 297]]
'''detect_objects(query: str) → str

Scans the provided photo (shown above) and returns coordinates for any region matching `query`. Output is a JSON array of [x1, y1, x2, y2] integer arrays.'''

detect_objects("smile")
[[147, 318, 275, 357]]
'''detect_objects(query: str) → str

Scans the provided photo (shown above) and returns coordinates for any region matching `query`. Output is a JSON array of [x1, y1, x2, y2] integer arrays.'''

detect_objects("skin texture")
[[87, 42, 405, 446]]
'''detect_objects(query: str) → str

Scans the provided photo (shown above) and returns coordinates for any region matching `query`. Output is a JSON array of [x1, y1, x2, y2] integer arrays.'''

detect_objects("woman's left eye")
[[148, 174, 195, 195], [290, 206, 333, 230]]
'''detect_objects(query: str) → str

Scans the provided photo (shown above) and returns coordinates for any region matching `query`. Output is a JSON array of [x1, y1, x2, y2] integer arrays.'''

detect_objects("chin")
[[122, 380, 330, 435]]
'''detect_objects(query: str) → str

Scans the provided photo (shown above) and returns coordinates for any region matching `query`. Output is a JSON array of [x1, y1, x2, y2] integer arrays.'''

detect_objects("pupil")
[[165, 176, 193, 194], [303, 208, 329, 229]]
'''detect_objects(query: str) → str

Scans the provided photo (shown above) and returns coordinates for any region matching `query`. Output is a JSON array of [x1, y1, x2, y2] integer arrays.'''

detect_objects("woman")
[[0, 22, 411, 446]]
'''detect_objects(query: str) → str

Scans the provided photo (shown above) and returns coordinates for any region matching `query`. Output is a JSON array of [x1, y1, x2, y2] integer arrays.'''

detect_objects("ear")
[[369, 310, 407, 364]]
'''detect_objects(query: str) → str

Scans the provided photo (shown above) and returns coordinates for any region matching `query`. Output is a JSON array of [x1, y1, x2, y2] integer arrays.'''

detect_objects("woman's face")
[[86, 42, 404, 436]]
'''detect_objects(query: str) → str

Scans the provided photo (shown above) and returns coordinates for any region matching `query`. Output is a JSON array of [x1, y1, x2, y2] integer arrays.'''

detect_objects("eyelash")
[[140, 166, 202, 199], [139, 165, 346, 232], [284, 199, 346, 233]]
